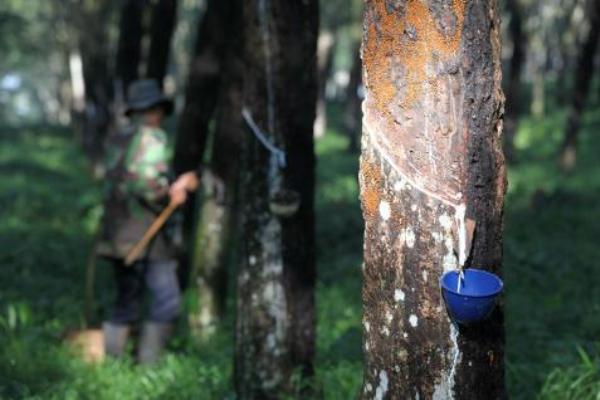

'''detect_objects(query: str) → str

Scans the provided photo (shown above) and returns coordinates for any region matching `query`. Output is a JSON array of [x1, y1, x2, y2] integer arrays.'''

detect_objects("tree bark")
[[314, 30, 335, 138], [235, 0, 318, 398], [559, 0, 600, 170], [359, 0, 506, 399], [77, 1, 115, 166], [188, 0, 244, 339], [172, 0, 231, 286], [502, 0, 526, 162], [344, 41, 363, 152], [146, 0, 178, 87], [115, 0, 145, 93], [173, 0, 229, 175]]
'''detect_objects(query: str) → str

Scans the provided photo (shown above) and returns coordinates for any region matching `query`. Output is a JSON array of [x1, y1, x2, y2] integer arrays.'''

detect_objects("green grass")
[[1, 101, 600, 398]]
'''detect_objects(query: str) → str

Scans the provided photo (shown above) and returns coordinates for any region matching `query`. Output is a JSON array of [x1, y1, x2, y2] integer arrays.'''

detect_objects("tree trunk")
[[359, 1, 506, 399], [188, 0, 244, 339], [146, 0, 178, 87], [235, 0, 318, 398], [77, 1, 115, 167], [313, 30, 335, 138], [173, 0, 229, 175], [502, 0, 526, 162], [115, 0, 145, 94], [172, 0, 231, 286], [530, 54, 545, 117], [344, 41, 362, 152], [559, 0, 600, 170]]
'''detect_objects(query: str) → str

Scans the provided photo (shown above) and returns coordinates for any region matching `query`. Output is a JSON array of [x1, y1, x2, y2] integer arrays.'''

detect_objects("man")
[[97, 79, 200, 363]]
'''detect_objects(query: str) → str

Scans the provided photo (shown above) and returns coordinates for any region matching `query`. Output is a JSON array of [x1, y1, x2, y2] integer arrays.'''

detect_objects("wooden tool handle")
[[124, 202, 178, 266]]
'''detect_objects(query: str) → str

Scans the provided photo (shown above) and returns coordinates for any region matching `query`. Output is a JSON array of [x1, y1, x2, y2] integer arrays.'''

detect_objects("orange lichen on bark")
[[361, 160, 383, 217], [363, 0, 465, 113]]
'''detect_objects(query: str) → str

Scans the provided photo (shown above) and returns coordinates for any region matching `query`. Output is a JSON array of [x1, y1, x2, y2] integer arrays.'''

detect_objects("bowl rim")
[[440, 268, 504, 298]]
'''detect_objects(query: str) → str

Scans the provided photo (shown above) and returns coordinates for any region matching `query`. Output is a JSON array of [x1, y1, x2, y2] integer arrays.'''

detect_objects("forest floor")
[[0, 105, 600, 399]]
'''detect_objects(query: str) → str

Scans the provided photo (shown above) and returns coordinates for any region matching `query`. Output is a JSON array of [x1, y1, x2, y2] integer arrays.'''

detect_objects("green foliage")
[[504, 105, 600, 399], [539, 347, 600, 400]]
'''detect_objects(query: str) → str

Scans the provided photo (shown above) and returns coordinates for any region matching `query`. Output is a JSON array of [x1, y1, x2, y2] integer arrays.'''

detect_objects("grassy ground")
[[0, 104, 599, 398]]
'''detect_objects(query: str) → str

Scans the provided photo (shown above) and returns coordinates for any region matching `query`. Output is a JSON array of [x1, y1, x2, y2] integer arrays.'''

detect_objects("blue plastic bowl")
[[440, 268, 503, 325]]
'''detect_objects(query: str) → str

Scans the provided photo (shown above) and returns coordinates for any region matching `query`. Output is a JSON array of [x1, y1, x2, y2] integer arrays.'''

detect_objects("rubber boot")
[[137, 321, 173, 364], [103, 322, 130, 357]]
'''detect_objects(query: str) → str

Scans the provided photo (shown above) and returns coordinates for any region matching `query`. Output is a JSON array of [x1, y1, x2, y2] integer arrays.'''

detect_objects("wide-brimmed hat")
[[124, 79, 173, 116]]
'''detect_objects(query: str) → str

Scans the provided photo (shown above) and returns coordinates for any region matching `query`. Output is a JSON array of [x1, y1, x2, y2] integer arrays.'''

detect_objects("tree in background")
[[187, 0, 244, 339], [172, 0, 232, 335], [235, 0, 318, 397], [559, 0, 600, 171], [173, 0, 227, 176], [359, 0, 506, 397], [503, 0, 526, 162], [147, 0, 178, 87], [315, 0, 363, 139], [115, 0, 145, 97], [343, 40, 362, 152], [75, 1, 115, 165]]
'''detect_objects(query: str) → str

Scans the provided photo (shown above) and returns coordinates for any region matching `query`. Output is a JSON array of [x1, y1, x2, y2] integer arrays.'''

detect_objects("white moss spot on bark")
[[405, 227, 416, 248], [394, 289, 406, 302], [409, 314, 418, 328], [439, 214, 453, 229], [365, 321, 371, 332], [374, 370, 389, 400], [249, 255, 257, 266], [399, 227, 416, 248], [394, 180, 405, 191], [379, 201, 391, 220], [385, 310, 393, 323]]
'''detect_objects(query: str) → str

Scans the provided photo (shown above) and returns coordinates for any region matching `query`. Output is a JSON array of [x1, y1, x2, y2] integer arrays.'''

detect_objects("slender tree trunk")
[[235, 0, 318, 398], [344, 41, 362, 152], [115, 0, 145, 93], [147, 0, 178, 87], [359, 0, 506, 398], [77, 1, 115, 167], [173, 0, 230, 286], [68, 49, 86, 140], [503, 0, 526, 162], [173, 0, 228, 175], [530, 52, 546, 117], [559, 0, 600, 170], [188, 0, 244, 339], [314, 30, 335, 138], [555, 0, 579, 105]]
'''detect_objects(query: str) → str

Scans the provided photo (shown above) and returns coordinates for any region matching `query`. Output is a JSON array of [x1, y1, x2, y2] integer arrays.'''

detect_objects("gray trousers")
[[110, 258, 181, 324]]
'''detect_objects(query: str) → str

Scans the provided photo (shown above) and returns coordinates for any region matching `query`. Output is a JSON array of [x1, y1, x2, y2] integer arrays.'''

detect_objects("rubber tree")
[[235, 0, 318, 398], [173, 0, 231, 295], [146, 0, 178, 86], [115, 0, 145, 95], [359, 0, 506, 398], [188, 0, 244, 339], [344, 41, 363, 152], [174, 0, 229, 175], [559, 0, 600, 170], [502, 0, 526, 162], [313, 30, 335, 138], [76, 0, 115, 166]]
